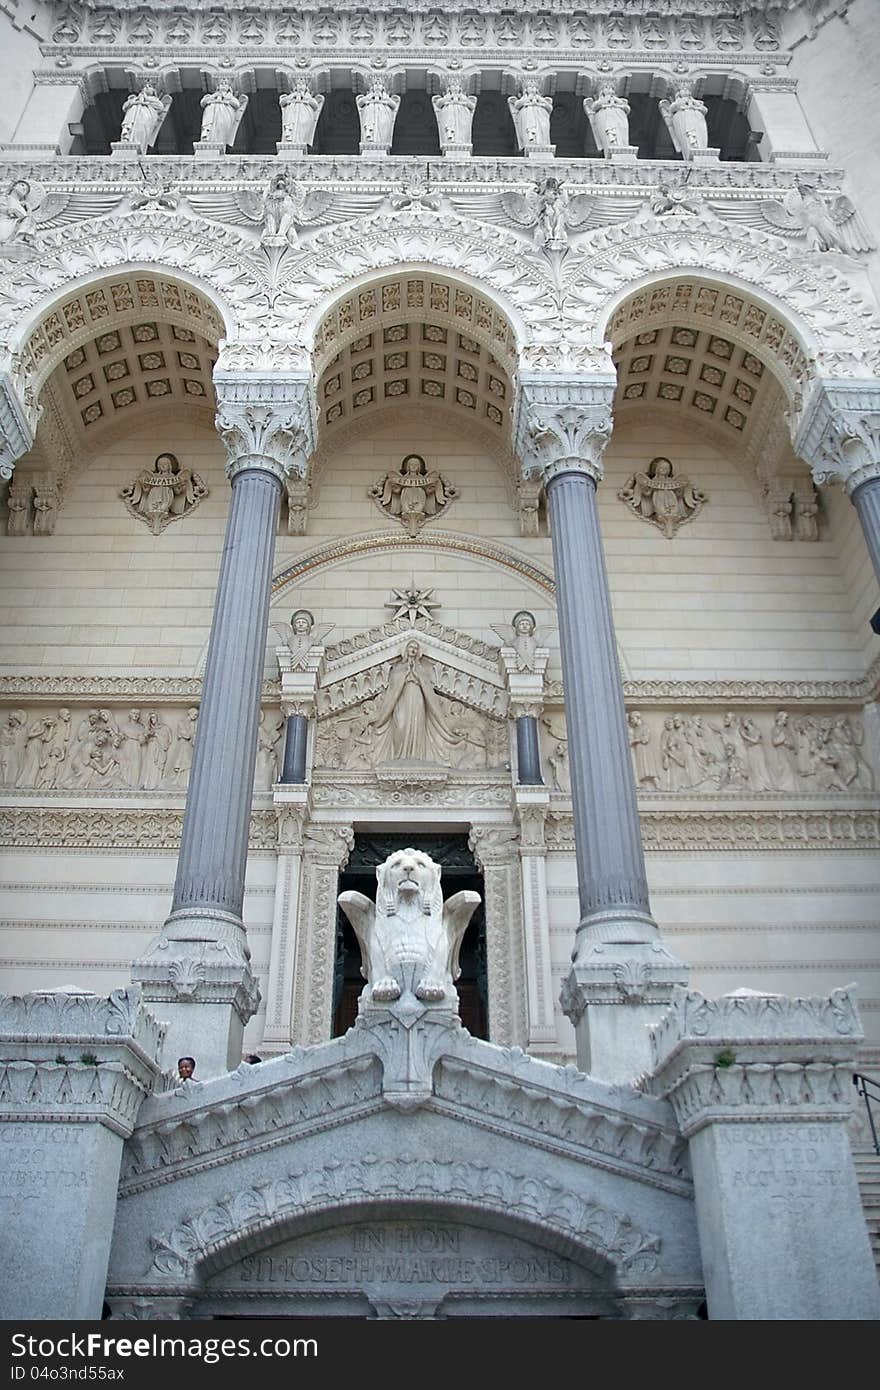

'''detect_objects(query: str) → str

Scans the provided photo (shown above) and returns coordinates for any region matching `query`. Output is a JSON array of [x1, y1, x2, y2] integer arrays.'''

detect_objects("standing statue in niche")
[[432, 77, 477, 152], [619, 457, 707, 539], [370, 640, 462, 764], [356, 78, 400, 151], [337, 846, 480, 1007], [369, 454, 458, 536], [119, 82, 172, 153], [271, 609, 333, 669], [279, 79, 325, 151], [584, 85, 632, 157], [508, 79, 554, 154], [120, 453, 209, 535], [198, 78, 248, 148], [659, 82, 709, 159]]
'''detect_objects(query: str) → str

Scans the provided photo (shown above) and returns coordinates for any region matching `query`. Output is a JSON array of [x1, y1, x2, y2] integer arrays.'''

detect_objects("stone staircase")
[[854, 1149, 880, 1278]]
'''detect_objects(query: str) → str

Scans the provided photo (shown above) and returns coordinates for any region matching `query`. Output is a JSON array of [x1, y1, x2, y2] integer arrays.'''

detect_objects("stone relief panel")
[[314, 640, 507, 772], [0, 705, 284, 792], [541, 708, 876, 796], [368, 454, 459, 537], [618, 456, 707, 539]]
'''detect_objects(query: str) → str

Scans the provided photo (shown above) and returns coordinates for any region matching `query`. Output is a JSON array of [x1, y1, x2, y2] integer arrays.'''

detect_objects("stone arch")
[[551, 214, 880, 394], [143, 1156, 661, 1291]]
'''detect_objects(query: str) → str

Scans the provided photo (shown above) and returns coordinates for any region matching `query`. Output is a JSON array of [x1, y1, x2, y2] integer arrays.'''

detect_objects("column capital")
[[514, 375, 616, 485], [214, 373, 315, 483], [793, 379, 880, 496], [645, 984, 863, 1138]]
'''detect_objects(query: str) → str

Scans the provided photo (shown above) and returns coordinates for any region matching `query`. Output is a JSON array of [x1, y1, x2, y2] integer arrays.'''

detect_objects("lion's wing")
[[442, 890, 481, 982], [337, 890, 375, 980]]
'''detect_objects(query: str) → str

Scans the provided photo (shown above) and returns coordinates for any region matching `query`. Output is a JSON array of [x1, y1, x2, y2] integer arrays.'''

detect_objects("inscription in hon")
[[212, 1222, 588, 1292]]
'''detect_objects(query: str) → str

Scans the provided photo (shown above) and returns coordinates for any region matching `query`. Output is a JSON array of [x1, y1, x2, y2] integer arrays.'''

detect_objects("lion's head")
[[377, 848, 442, 918]]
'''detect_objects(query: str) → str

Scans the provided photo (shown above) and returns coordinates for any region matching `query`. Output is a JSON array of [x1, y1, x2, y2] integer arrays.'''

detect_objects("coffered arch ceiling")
[[312, 271, 518, 449]]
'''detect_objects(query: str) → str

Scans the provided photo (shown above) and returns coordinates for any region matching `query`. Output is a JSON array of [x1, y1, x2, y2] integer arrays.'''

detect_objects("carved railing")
[[853, 1073, 880, 1156]]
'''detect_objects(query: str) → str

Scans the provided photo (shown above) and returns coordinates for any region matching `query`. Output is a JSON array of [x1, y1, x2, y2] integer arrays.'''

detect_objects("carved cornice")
[[0, 806, 277, 850], [0, 676, 281, 702], [546, 809, 880, 852], [645, 984, 863, 1136], [0, 985, 163, 1137]]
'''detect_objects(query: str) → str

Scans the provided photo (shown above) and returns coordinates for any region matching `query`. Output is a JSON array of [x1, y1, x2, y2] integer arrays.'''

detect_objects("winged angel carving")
[[450, 177, 642, 252], [0, 180, 121, 255], [715, 181, 875, 255], [187, 173, 382, 248]]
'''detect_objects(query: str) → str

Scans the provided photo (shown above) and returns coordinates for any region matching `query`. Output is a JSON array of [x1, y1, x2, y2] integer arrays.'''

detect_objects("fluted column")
[[794, 383, 880, 585], [516, 377, 687, 1080], [134, 374, 315, 1076]]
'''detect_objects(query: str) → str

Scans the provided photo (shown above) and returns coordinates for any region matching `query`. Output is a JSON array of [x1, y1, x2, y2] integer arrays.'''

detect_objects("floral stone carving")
[[337, 846, 480, 1006], [618, 456, 707, 539], [368, 454, 459, 536], [120, 453, 209, 535]]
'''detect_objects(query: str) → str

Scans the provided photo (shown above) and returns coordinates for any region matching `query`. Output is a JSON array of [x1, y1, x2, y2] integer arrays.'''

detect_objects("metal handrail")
[[853, 1073, 880, 1156]]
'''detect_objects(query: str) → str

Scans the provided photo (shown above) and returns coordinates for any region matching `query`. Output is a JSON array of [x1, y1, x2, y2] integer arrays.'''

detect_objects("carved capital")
[[794, 380, 880, 496], [302, 822, 354, 867], [468, 824, 519, 868], [214, 374, 315, 483], [645, 985, 864, 1137], [515, 376, 616, 484]]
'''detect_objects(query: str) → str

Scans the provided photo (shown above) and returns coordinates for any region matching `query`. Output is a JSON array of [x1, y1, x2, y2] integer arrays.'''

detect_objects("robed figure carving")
[[369, 454, 458, 536], [619, 456, 707, 539], [370, 640, 461, 764]]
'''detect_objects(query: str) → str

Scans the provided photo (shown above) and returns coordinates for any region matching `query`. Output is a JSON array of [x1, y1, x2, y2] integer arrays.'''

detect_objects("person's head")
[[651, 456, 672, 477], [404, 640, 421, 660], [10, 179, 30, 198], [177, 1056, 195, 1080], [291, 609, 313, 635], [402, 454, 425, 475], [512, 610, 536, 636]]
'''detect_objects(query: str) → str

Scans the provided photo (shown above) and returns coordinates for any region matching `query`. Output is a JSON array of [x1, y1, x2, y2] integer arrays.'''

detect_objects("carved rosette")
[[214, 375, 315, 483]]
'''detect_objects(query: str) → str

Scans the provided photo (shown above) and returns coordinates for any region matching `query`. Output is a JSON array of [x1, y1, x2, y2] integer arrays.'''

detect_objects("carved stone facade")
[[0, 0, 879, 1323]]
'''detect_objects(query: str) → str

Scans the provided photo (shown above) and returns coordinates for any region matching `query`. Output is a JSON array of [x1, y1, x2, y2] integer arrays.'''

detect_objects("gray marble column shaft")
[[851, 475, 880, 585], [515, 715, 543, 785], [281, 713, 309, 783], [168, 465, 283, 930], [545, 468, 655, 949]]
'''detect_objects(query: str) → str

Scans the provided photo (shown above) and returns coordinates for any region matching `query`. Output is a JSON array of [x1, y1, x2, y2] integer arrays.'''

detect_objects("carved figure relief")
[[188, 176, 381, 249], [120, 454, 209, 535], [337, 846, 480, 1006], [432, 78, 477, 152], [198, 79, 248, 148], [256, 711, 284, 789], [618, 457, 707, 538], [118, 82, 172, 153], [0, 180, 119, 254], [369, 454, 458, 535], [722, 182, 876, 255], [491, 612, 541, 672], [371, 640, 470, 764], [628, 712, 661, 789]]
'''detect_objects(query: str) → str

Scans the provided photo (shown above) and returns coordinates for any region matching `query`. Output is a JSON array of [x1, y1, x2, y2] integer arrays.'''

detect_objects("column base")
[[110, 142, 142, 159], [523, 145, 556, 158], [132, 910, 260, 1078], [561, 942, 689, 1083], [607, 146, 640, 163], [193, 141, 228, 160], [440, 144, 473, 157], [686, 147, 721, 164], [276, 142, 309, 156], [360, 143, 392, 156]]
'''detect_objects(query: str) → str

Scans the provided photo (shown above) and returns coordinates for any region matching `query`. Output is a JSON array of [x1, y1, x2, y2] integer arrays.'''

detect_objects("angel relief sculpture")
[[369, 454, 458, 536], [618, 456, 707, 539], [187, 173, 382, 249], [270, 609, 333, 670], [715, 179, 875, 255], [450, 177, 642, 252], [120, 453, 209, 535], [0, 179, 121, 254]]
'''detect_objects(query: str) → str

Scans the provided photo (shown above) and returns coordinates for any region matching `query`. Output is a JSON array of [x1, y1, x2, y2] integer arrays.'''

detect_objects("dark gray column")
[[544, 465, 656, 951], [515, 715, 543, 785], [281, 712, 309, 783], [167, 465, 283, 936], [850, 475, 880, 584]]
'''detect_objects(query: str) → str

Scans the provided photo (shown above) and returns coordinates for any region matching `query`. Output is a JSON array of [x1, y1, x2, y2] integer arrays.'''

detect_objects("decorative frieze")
[[546, 808, 880, 853], [0, 806, 277, 850]]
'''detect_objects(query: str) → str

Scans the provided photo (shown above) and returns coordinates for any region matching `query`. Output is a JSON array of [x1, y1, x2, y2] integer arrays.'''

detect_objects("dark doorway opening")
[[332, 832, 488, 1039]]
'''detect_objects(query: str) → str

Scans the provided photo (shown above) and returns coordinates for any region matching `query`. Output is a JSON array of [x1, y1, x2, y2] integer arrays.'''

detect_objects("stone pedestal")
[[608, 146, 639, 163], [193, 140, 227, 160], [0, 987, 163, 1320], [516, 795, 557, 1053], [109, 141, 140, 159], [646, 986, 880, 1321], [562, 947, 689, 1083]]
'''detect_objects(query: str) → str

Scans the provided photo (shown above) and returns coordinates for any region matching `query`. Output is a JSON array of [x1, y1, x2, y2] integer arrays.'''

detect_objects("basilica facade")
[[0, 0, 879, 1321]]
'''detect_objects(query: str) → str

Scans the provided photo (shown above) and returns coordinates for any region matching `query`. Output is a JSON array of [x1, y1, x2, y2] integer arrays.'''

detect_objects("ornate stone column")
[[133, 375, 314, 1077], [497, 629, 548, 786], [468, 824, 526, 1046], [0, 987, 163, 1320], [794, 385, 880, 584], [516, 377, 687, 1081], [646, 986, 880, 1320], [515, 801, 557, 1053], [291, 823, 354, 1045]]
